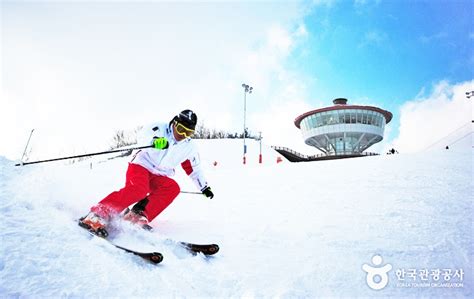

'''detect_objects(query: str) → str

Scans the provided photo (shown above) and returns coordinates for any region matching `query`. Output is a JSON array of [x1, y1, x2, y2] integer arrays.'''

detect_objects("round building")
[[294, 98, 392, 157]]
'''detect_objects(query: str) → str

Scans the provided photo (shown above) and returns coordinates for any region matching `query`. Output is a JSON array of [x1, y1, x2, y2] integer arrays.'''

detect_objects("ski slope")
[[0, 137, 472, 298]]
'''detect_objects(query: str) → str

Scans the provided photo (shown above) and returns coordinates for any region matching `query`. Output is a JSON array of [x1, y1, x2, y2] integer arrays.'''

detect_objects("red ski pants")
[[91, 163, 180, 221]]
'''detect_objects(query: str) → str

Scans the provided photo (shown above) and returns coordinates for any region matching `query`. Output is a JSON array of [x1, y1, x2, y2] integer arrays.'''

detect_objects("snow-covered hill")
[[0, 137, 472, 298]]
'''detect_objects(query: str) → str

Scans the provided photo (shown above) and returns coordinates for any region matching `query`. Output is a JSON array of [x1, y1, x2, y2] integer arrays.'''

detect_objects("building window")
[[344, 111, 350, 124], [323, 112, 329, 126], [328, 111, 337, 125], [339, 110, 345, 124], [367, 112, 373, 125], [362, 112, 367, 124], [315, 114, 321, 127], [350, 112, 356, 124]]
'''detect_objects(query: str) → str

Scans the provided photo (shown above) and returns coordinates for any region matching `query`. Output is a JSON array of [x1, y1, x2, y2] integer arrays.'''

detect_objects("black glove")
[[201, 186, 214, 199]]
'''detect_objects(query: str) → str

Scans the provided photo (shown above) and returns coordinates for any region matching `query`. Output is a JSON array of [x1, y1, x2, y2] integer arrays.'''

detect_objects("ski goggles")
[[174, 121, 195, 137]]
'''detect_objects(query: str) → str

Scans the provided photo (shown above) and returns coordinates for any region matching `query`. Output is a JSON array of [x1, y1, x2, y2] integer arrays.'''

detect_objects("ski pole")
[[20, 129, 35, 164], [180, 191, 202, 195], [15, 145, 153, 166]]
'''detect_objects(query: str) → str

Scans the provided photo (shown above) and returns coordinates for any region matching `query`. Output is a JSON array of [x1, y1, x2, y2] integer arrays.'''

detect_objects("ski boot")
[[123, 198, 153, 230], [78, 212, 109, 237]]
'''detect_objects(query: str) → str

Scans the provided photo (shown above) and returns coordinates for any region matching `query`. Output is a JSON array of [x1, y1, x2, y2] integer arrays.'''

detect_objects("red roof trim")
[[294, 105, 393, 128]]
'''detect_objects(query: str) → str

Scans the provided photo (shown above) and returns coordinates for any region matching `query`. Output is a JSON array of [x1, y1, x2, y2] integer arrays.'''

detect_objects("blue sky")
[[301, 1, 472, 98], [288, 0, 473, 143], [1, 0, 472, 160]]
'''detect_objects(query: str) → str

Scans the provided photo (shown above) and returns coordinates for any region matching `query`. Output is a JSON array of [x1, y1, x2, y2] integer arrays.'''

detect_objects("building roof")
[[294, 100, 393, 128]]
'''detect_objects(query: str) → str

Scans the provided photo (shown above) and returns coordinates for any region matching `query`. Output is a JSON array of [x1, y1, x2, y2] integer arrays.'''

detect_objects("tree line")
[[193, 124, 254, 140], [110, 125, 257, 150]]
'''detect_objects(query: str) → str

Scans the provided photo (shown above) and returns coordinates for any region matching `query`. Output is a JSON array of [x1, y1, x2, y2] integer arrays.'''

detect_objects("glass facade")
[[299, 108, 387, 155], [300, 109, 386, 131]]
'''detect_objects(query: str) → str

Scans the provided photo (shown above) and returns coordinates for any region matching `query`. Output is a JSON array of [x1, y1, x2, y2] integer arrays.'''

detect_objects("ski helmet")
[[175, 109, 197, 130]]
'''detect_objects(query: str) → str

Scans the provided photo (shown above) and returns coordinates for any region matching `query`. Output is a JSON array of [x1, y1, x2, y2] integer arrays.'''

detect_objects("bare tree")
[[110, 126, 142, 150]]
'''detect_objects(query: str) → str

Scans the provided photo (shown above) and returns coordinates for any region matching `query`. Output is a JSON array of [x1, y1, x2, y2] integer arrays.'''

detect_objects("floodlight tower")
[[242, 83, 253, 164]]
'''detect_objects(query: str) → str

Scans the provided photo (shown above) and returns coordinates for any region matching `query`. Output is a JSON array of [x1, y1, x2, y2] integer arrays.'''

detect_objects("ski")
[[78, 218, 163, 264], [177, 241, 220, 256], [124, 205, 220, 256], [109, 243, 163, 264]]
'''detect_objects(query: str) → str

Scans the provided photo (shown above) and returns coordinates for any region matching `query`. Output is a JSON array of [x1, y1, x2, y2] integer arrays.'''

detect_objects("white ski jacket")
[[131, 122, 208, 191]]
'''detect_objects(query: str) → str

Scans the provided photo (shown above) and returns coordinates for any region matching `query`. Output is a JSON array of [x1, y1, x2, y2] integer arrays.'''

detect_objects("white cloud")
[[420, 31, 448, 44], [312, 0, 337, 7], [295, 23, 309, 38], [268, 26, 293, 54], [354, 0, 381, 10], [233, 23, 317, 154], [354, 0, 369, 6], [252, 98, 315, 155], [358, 30, 388, 48], [389, 80, 473, 153], [1, 2, 314, 161]]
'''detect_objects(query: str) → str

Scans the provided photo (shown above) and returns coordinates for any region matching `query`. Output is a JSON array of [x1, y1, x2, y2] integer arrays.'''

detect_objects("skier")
[[80, 109, 214, 235]]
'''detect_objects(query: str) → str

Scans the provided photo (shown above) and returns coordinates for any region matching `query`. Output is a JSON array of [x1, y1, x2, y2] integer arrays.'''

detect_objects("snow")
[[0, 136, 472, 298]]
